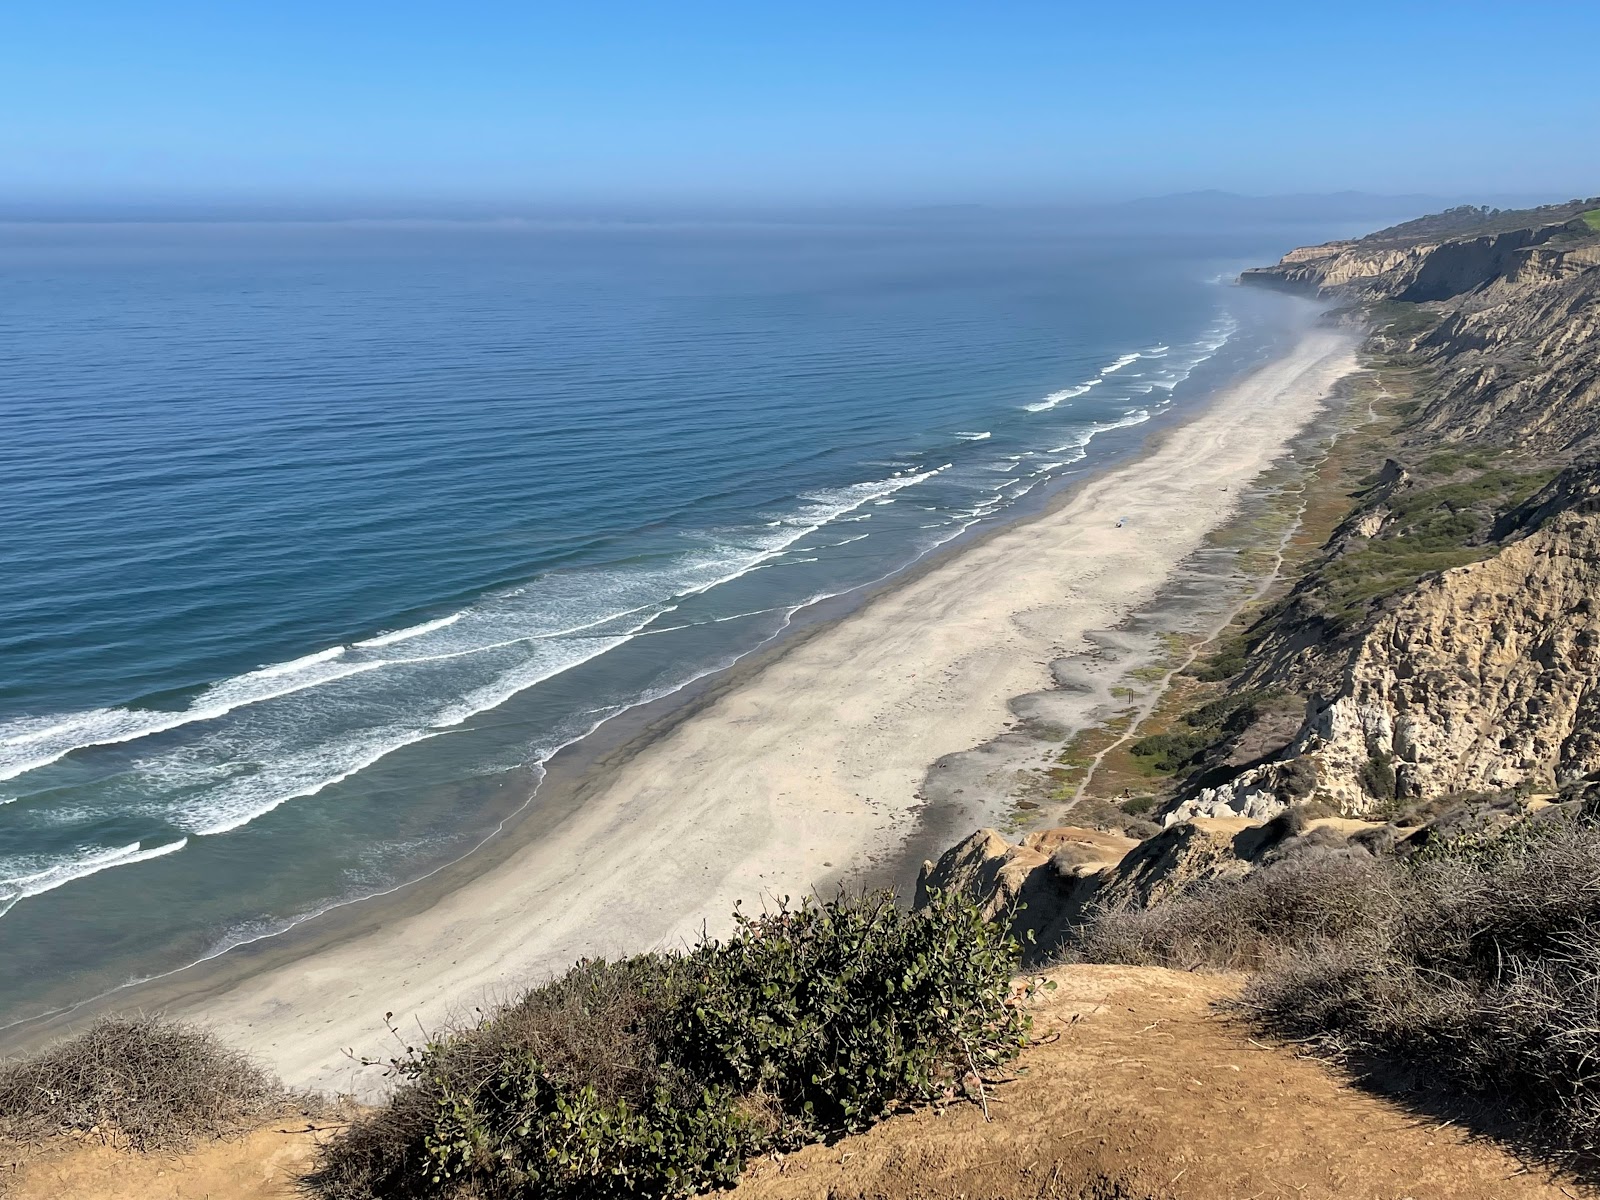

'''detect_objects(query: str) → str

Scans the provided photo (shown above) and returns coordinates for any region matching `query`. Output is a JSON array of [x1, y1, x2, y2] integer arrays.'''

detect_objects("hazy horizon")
[[0, 189, 1584, 229]]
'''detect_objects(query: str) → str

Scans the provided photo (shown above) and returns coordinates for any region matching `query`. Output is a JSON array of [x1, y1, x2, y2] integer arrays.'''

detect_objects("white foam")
[[0, 470, 947, 789], [354, 613, 465, 648], [0, 463, 957, 870], [156, 609, 667, 838], [953, 431, 991, 440], [1022, 380, 1099, 413], [0, 655, 388, 783], [1102, 352, 1142, 373], [259, 646, 344, 677], [0, 839, 188, 916]]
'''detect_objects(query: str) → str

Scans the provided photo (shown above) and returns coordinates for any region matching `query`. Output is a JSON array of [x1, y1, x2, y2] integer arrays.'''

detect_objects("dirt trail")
[[731, 965, 1583, 1200], [7, 965, 1584, 1200], [4, 1121, 322, 1199]]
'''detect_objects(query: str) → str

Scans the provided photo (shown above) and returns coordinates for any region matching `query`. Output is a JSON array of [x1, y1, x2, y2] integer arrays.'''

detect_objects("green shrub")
[[1310, 467, 1560, 628], [1420, 448, 1493, 476], [1127, 728, 1215, 774], [675, 889, 1028, 1141], [310, 890, 1030, 1199], [1128, 692, 1266, 778], [1359, 751, 1397, 802], [1192, 635, 1250, 682]]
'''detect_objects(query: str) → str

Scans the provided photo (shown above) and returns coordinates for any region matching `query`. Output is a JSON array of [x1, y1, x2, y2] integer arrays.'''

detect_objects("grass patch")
[[1366, 299, 1440, 343], [1582, 209, 1600, 233], [1419, 448, 1494, 476], [1310, 467, 1557, 628], [1127, 691, 1268, 778], [309, 890, 1030, 1199]]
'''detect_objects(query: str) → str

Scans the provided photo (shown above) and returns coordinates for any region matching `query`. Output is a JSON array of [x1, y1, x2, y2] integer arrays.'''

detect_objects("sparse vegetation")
[[1127, 691, 1268, 778], [1306, 467, 1557, 628], [0, 1016, 289, 1153], [1076, 811, 1600, 1171], [309, 890, 1031, 1199], [1075, 850, 1391, 973], [1361, 199, 1600, 245], [1359, 750, 1397, 802], [1191, 631, 1249, 682], [1419, 448, 1494, 476], [1366, 300, 1440, 343]]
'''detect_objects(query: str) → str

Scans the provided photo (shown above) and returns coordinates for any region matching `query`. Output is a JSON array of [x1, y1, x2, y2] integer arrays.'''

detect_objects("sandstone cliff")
[[1170, 201, 1600, 821]]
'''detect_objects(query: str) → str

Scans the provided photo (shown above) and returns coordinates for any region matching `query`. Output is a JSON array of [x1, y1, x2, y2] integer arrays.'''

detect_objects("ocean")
[[0, 213, 1342, 1024]]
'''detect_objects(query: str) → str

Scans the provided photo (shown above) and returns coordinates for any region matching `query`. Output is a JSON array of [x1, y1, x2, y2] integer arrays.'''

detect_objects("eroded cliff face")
[[1241, 201, 1600, 306], [1408, 264, 1600, 456], [1170, 469, 1600, 819], [1172, 203, 1600, 822]]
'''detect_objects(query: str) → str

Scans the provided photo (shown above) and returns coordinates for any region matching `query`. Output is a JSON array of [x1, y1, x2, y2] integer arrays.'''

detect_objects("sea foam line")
[[0, 467, 947, 791], [354, 613, 465, 648], [1022, 380, 1099, 413], [0, 463, 954, 912], [0, 592, 845, 1035], [1021, 319, 1237, 416], [0, 838, 188, 917]]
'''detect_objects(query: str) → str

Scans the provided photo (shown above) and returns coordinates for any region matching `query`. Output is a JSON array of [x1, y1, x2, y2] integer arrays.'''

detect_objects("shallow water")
[[0, 213, 1343, 1020]]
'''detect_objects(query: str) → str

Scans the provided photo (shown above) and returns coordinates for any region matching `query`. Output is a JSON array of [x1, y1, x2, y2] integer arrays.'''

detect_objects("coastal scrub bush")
[[1241, 815, 1600, 1164], [1127, 691, 1267, 778], [1078, 808, 1600, 1170], [1073, 852, 1395, 972], [0, 1015, 288, 1152], [309, 889, 1029, 1199], [675, 888, 1029, 1141]]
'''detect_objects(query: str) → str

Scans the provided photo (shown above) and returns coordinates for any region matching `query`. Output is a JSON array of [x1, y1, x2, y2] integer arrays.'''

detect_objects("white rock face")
[[1176, 504, 1600, 821]]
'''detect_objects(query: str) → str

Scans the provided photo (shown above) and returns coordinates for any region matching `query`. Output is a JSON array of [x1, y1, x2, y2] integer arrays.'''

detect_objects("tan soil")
[[3, 1120, 325, 1200], [730, 965, 1586, 1200], [7, 965, 1585, 1200]]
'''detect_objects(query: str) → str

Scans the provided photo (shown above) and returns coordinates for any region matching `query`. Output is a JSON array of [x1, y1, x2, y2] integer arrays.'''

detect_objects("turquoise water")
[[0, 215, 1333, 1020]]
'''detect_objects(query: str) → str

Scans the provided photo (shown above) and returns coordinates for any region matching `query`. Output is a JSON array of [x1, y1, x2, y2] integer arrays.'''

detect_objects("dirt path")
[[5, 1122, 323, 1200], [731, 965, 1584, 1200]]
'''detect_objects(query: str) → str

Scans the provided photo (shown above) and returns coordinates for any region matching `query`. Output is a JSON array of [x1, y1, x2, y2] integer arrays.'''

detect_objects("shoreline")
[[5, 322, 1361, 1095]]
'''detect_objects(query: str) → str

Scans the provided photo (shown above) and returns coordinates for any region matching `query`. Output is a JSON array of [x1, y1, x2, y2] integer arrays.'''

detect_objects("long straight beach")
[[133, 324, 1361, 1095]]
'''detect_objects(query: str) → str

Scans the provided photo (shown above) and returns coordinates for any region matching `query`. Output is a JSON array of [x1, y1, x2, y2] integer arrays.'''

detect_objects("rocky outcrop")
[[1240, 241, 1430, 295], [916, 819, 1321, 958], [1159, 203, 1600, 822], [1244, 204, 1600, 458], [930, 200, 1600, 866], [1408, 265, 1600, 456], [1240, 202, 1600, 306], [915, 826, 1136, 950]]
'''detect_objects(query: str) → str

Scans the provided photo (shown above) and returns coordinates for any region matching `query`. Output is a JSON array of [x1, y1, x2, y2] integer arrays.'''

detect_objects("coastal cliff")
[[1164, 198, 1600, 820]]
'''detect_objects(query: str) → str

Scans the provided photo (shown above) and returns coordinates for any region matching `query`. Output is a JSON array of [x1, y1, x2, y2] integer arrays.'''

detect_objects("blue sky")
[[3, 0, 1596, 208]]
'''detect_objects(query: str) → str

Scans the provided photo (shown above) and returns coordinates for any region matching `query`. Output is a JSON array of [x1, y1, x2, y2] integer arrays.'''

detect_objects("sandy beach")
[[174, 325, 1360, 1096]]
